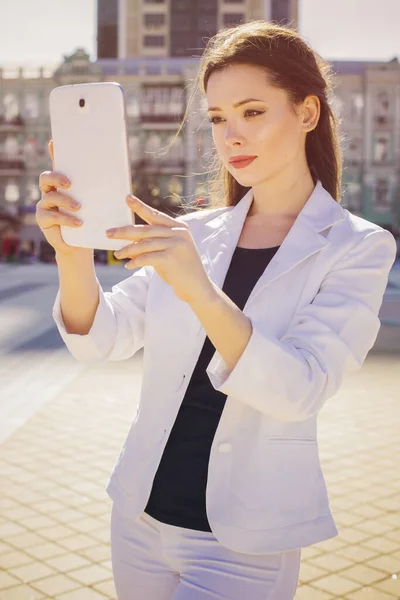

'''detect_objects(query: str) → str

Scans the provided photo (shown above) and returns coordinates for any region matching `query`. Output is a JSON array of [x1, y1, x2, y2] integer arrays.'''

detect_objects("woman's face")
[[206, 64, 312, 188]]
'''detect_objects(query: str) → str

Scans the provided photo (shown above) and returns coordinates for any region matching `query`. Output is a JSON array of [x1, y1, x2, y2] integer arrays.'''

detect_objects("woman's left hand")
[[106, 195, 215, 306]]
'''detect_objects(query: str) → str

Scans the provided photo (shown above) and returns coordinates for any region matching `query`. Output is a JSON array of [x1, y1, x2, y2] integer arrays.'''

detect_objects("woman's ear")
[[302, 95, 320, 132]]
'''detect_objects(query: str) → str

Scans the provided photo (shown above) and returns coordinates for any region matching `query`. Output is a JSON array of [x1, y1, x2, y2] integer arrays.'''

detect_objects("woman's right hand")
[[36, 140, 91, 258]]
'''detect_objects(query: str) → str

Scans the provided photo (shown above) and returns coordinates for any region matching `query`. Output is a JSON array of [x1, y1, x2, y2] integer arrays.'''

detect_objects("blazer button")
[[218, 442, 232, 453]]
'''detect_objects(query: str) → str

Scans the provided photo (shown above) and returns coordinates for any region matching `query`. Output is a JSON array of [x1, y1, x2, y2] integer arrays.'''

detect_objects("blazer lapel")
[[198, 181, 346, 309]]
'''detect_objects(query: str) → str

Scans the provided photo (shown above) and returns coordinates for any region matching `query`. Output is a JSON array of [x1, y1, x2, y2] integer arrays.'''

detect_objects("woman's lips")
[[229, 157, 257, 169]]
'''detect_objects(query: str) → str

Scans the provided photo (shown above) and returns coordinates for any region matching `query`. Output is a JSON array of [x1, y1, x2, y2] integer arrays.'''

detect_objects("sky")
[[0, 0, 399, 67]]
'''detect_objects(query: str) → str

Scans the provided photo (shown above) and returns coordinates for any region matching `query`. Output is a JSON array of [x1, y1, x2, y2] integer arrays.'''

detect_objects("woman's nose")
[[224, 126, 244, 146]]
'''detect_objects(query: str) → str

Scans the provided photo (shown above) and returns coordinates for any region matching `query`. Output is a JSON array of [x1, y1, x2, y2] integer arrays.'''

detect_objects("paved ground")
[[0, 262, 399, 599]]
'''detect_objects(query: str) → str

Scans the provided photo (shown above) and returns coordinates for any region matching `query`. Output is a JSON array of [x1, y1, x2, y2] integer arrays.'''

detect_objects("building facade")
[[98, 0, 298, 60], [332, 58, 400, 235], [97, 0, 119, 59], [1, 47, 400, 259]]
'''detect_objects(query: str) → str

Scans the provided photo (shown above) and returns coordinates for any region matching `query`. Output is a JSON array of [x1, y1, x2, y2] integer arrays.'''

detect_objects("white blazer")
[[53, 181, 397, 554]]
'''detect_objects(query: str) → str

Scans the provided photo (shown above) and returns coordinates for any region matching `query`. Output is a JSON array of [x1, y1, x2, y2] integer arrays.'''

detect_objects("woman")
[[36, 21, 396, 600]]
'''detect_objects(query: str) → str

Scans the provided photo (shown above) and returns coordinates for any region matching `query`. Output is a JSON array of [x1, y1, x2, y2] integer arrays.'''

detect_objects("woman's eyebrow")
[[207, 98, 265, 112]]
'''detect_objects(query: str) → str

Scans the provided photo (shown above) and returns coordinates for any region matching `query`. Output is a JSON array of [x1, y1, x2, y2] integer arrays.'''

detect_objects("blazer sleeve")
[[52, 266, 153, 363], [206, 230, 397, 422]]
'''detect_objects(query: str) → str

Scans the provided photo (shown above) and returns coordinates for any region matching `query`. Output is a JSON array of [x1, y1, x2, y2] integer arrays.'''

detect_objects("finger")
[[39, 191, 80, 212], [114, 237, 172, 260], [48, 139, 54, 169], [125, 250, 166, 270], [106, 224, 175, 241], [39, 171, 71, 194], [127, 195, 176, 227], [36, 207, 83, 229]]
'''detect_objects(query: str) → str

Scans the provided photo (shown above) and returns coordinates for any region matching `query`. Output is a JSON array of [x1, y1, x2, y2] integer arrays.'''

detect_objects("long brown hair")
[[169, 20, 343, 210]]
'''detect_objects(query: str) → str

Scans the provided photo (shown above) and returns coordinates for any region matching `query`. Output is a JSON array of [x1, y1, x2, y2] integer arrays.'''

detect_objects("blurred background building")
[[0, 0, 399, 262], [97, 0, 298, 59]]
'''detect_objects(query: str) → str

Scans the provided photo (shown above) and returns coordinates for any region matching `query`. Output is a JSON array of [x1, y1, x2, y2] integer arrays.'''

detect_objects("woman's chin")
[[233, 174, 259, 187]]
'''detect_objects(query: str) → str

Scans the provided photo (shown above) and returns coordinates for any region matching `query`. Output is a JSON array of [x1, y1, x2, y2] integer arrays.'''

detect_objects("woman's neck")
[[248, 170, 315, 219]]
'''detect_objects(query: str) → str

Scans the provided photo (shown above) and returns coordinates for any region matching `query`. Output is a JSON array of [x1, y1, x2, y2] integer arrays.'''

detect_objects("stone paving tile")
[[0, 549, 35, 569], [361, 538, 400, 554], [8, 561, 57, 584], [67, 517, 104, 535], [2, 584, 45, 599], [366, 554, 400, 575], [0, 570, 21, 592], [346, 588, 398, 600], [4, 532, 48, 551], [1, 348, 400, 599], [67, 564, 111, 587], [80, 545, 112, 563], [57, 535, 100, 553], [19, 515, 58, 531], [308, 553, 354, 572], [93, 578, 118, 598], [45, 553, 91, 573], [30, 574, 81, 596], [55, 588, 107, 599], [374, 576, 400, 597], [298, 561, 330, 583], [336, 545, 380, 563], [25, 542, 67, 561], [295, 585, 335, 599], [339, 564, 389, 586], [311, 573, 363, 596]]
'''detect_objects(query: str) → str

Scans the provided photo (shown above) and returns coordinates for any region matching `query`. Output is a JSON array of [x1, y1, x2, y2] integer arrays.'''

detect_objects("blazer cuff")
[[52, 279, 116, 362], [206, 324, 275, 401]]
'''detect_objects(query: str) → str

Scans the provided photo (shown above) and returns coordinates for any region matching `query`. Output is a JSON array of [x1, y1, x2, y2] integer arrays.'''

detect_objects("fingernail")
[[127, 195, 135, 203], [106, 228, 115, 236], [61, 177, 70, 186]]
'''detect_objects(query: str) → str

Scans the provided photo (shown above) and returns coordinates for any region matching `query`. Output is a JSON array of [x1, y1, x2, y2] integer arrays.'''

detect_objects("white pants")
[[110, 503, 301, 600]]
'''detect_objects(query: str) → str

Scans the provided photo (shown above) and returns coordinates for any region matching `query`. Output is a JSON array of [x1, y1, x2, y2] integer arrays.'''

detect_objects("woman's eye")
[[208, 110, 264, 125]]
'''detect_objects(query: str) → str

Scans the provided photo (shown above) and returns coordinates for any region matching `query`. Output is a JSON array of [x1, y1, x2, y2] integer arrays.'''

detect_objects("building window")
[[173, 14, 190, 30], [271, 0, 293, 25], [346, 136, 362, 164], [223, 13, 244, 26], [349, 93, 364, 121], [125, 93, 140, 118], [3, 94, 19, 120], [24, 93, 39, 119], [170, 88, 184, 115], [332, 93, 344, 118], [5, 181, 20, 203], [373, 178, 391, 214], [373, 132, 392, 163], [140, 86, 184, 119], [23, 136, 38, 162], [25, 181, 40, 205], [344, 182, 362, 214], [373, 91, 390, 126], [128, 135, 141, 161], [143, 35, 165, 47], [144, 13, 166, 27], [199, 0, 218, 12], [145, 132, 162, 160], [166, 134, 183, 161], [97, 24, 118, 59], [4, 136, 19, 157]]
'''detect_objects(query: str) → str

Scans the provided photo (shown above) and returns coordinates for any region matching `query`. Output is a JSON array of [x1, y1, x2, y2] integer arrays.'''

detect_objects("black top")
[[144, 244, 280, 531]]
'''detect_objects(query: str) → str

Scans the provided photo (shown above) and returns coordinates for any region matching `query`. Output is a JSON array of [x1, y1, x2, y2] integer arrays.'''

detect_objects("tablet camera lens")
[[79, 98, 85, 108]]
